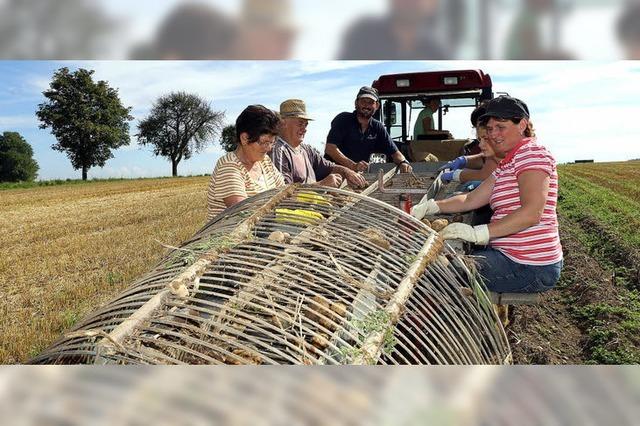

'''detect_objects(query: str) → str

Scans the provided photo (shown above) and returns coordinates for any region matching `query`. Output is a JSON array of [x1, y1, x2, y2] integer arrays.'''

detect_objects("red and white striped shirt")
[[489, 138, 563, 265]]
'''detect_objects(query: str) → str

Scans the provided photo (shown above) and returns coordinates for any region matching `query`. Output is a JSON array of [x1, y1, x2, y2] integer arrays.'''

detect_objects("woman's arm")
[[437, 175, 494, 213], [223, 195, 246, 208], [487, 170, 549, 238], [459, 158, 498, 183], [464, 153, 485, 169]]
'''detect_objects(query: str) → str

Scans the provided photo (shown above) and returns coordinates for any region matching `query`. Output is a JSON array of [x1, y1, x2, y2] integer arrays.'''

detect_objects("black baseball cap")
[[357, 86, 379, 102], [480, 96, 530, 121]]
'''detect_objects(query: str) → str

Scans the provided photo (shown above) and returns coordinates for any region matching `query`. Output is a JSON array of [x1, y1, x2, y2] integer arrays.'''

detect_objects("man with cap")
[[270, 99, 368, 188], [325, 86, 412, 173]]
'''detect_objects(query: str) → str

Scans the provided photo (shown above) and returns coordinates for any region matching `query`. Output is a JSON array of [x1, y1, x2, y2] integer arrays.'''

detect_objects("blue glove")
[[441, 171, 455, 183], [438, 156, 467, 172], [441, 170, 462, 183]]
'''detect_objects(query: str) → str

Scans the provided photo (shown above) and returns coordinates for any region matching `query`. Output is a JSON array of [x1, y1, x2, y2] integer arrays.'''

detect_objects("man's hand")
[[410, 199, 440, 219], [438, 156, 467, 172], [440, 223, 490, 245], [398, 161, 413, 173], [352, 161, 369, 172], [345, 170, 367, 188], [318, 173, 343, 188]]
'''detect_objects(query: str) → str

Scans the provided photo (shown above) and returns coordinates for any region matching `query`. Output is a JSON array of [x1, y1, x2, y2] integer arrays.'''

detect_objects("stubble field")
[[0, 176, 209, 363]]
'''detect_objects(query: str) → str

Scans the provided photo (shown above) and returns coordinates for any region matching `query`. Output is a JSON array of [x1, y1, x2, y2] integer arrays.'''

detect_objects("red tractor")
[[372, 69, 494, 163]]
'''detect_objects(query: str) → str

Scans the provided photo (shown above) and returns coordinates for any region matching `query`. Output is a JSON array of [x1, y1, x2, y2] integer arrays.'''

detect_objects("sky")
[[1, 60, 639, 181]]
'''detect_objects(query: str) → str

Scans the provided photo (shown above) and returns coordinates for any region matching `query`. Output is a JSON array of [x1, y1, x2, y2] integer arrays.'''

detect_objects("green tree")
[[220, 124, 237, 152], [137, 91, 224, 176], [0, 132, 39, 182], [36, 67, 133, 180]]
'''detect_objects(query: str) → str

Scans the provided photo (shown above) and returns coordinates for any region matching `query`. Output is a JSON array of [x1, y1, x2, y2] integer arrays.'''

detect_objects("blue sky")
[[1, 60, 639, 180]]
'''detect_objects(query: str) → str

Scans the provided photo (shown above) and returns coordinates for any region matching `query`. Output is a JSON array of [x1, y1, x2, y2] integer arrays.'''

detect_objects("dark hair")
[[617, 3, 640, 45], [235, 105, 282, 144], [154, 4, 236, 59], [470, 101, 489, 128]]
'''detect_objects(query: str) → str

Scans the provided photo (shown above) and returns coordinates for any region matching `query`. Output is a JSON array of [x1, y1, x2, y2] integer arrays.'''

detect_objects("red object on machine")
[[399, 194, 412, 214]]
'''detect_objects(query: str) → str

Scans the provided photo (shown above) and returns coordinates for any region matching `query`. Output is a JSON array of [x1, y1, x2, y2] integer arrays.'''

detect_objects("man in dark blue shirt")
[[324, 86, 412, 173]]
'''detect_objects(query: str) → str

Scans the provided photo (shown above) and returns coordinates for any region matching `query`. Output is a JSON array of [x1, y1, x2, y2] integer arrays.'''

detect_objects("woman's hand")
[[440, 223, 490, 245], [411, 199, 440, 219]]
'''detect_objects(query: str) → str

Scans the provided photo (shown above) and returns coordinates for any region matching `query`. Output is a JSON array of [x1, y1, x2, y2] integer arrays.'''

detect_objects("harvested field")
[[0, 177, 209, 363]]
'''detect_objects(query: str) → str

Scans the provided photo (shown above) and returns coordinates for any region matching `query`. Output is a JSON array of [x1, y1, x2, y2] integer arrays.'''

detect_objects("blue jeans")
[[473, 248, 563, 293]]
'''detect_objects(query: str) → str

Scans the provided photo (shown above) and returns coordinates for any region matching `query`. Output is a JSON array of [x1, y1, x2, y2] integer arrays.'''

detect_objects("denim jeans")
[[473, 248, 563, 293]]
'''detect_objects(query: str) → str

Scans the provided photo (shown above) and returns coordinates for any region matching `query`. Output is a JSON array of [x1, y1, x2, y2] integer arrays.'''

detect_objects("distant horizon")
[[0, 158, 624, 185], [1, 60, 640, 181]]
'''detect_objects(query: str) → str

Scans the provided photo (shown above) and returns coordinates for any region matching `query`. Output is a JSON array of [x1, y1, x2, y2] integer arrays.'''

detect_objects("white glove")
[[440, 223, 490, 245], [410, 199, 440, 219]]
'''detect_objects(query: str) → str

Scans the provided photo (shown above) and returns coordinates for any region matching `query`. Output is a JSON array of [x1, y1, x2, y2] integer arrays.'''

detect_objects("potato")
[[306, 295, 333, 328], [229, 348, 262, 365], [330, 302, 348, 317], [268, 231, 287, 243], [361, 227, 390, 250], [311, 333, 330, 350], [431, 218, 449, 232]]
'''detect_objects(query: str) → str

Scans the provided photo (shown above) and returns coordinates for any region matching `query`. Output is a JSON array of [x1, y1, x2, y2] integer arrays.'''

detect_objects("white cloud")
[[5, 60, 640, 179]]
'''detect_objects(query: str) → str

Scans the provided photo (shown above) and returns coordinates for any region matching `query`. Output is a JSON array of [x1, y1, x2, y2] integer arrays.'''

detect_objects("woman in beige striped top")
[[207, 105, 286, 221]]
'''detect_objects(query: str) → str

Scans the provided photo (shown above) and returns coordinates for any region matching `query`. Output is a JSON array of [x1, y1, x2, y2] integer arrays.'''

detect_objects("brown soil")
[[507, 214, 628, 364]]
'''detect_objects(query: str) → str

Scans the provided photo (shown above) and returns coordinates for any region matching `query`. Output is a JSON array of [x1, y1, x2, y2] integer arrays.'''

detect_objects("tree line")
[[1, 67, 233, 182]]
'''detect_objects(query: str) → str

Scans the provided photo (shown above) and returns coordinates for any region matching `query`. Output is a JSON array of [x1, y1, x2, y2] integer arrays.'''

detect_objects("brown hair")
[[235, 105, 282, 144]]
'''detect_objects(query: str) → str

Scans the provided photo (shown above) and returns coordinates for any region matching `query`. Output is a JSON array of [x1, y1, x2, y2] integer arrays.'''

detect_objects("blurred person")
[[231, 0, 297, 59], [412, 96, 563, 293], [270, 99, 368, 189], [444, 0, 466, 53], [207, 105, 285, 221], [617, 2, 640, 59], [413, 97, 441, 138], [325, 86, 412, 173], [129, 2, 236, 59], [505, 0, 573, 59], [338, 0, 447, 59], [0, 0, 116, 59]]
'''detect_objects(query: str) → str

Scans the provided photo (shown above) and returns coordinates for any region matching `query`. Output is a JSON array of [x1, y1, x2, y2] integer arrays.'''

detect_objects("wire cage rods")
[[31, 182, 510, 365]]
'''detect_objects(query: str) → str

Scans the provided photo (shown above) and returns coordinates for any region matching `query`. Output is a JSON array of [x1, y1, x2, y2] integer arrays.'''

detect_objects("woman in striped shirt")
[[207, 105, 286, 221], [411, 96, 563, 293]]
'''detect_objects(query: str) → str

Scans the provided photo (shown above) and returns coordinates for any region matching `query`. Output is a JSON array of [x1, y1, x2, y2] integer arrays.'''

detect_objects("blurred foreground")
[[0, 0, 637, 59], [1, 366, 639, 425]]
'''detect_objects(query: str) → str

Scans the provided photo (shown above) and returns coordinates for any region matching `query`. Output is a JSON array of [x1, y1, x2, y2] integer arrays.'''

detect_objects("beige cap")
[[279, 99, 313, 120]]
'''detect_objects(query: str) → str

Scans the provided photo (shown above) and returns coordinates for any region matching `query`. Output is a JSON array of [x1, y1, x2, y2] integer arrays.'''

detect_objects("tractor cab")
[[372, 69, 493, 163]]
